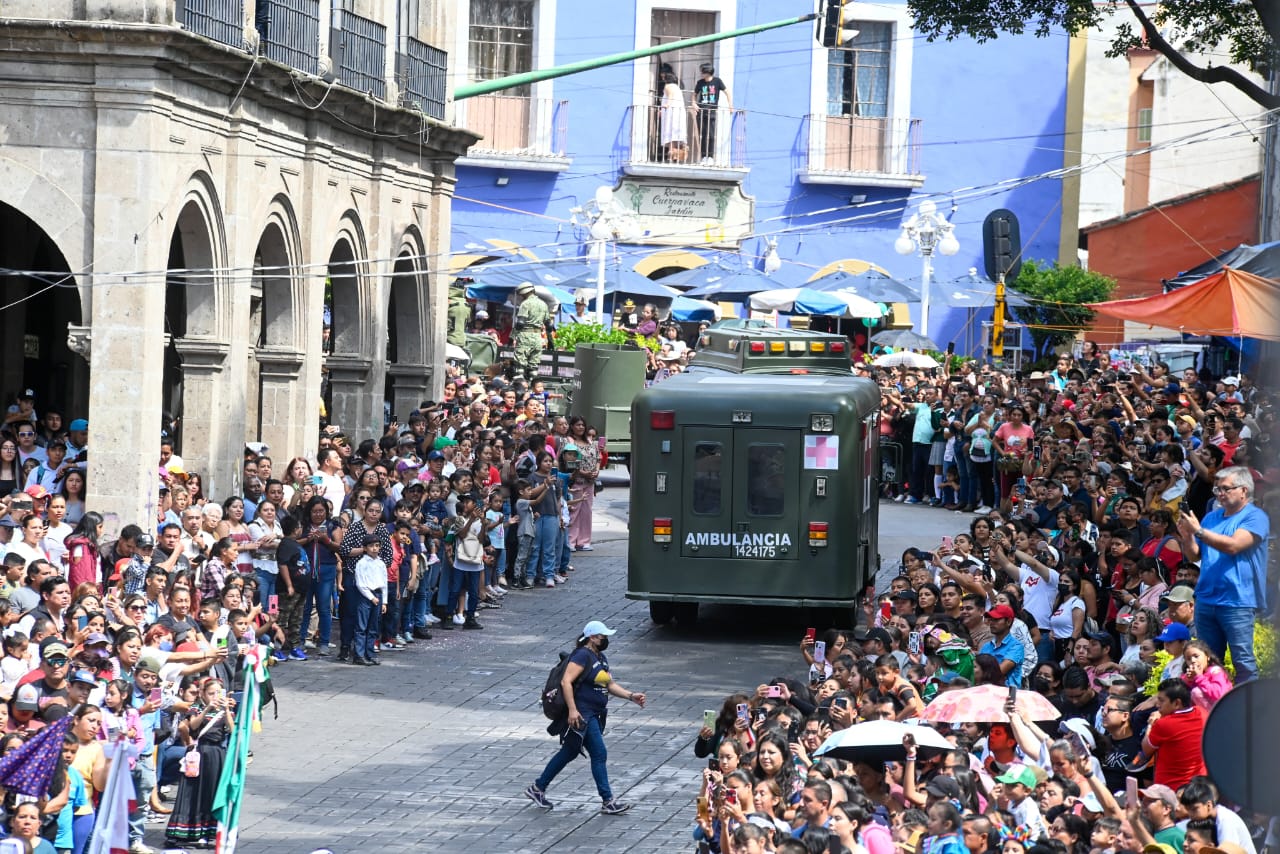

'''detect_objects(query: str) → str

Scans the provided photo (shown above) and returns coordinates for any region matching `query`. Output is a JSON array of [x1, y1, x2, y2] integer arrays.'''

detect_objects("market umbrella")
[[813, 720, 954, 765], [475, 281, 574, 307], [559, 265, 680, 300], [669, 296, 719, 322], [918, 683, 1061, 724], [1086, 267, 1280, 342], [933, 269, 1032, 309], [871, 329, 939, 351], [749, 287, 882, 318], [809, 268, 920, 302], [657, 260, 739, 289], [682, 267, 802, 300], [873, 351, 939, 369], [459, 255, 574, 292]]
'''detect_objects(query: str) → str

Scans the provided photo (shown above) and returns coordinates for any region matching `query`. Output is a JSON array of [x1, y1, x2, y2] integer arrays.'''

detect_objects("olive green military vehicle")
[[628, 327, 881, 626]]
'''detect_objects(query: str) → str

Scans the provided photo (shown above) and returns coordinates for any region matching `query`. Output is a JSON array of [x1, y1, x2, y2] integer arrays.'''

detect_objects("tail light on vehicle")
[[650, 410, 675, 430], [653, 517, 672, 543], [808, 522, 829, 548]]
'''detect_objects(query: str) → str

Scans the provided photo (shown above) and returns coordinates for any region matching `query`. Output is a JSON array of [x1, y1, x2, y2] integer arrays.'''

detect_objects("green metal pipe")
[[453, 14, 818, 100]]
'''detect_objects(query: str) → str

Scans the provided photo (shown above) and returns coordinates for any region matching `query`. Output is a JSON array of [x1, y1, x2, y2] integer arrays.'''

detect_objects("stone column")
[[324, 354, 373, 436], [386, 364, 429, 421], [174, 338, 235, 500], [255, 347, 308, 462]]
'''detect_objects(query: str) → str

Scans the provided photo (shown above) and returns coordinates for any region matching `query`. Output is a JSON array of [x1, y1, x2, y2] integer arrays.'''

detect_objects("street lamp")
[[571, 186, 639, 325], [894, 200, 959, 338]]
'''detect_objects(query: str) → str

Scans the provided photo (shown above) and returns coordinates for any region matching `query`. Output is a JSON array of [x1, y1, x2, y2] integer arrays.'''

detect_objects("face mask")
[[1058, 584, 1072, 595], [597, 637, 610, 652], [158, 640, 174, 652]]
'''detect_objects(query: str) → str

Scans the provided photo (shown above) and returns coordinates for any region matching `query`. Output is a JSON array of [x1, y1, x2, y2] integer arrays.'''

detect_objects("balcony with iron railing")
[[175, 0, 448, 120], [456, 95, 571, 172], [797, 115, 924, 188], [255, 0, 320, 76], [397, 36, 447, 120], [623, 104, 748, 182], [330, 7, 385, 99]]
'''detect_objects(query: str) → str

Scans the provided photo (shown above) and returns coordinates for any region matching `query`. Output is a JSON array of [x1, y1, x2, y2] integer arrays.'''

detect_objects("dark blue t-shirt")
[[570, 646, 610, 716]]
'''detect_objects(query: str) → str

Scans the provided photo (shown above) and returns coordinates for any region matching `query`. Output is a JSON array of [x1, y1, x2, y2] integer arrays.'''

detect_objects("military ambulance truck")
[[627, 327, 881, 626]]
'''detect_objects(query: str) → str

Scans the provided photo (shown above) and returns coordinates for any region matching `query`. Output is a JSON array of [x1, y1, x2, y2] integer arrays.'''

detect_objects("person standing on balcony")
[[513, 282, 550, 381], [658, 71, 689, 163], [693, 63, 730, 165]]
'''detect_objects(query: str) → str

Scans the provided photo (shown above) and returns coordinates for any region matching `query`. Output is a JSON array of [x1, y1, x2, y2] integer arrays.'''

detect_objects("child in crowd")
[[484, 490, 507, 598], [0, 632, 32, 698], [513, 479, 539, 589], [352, 538, 387, 666]]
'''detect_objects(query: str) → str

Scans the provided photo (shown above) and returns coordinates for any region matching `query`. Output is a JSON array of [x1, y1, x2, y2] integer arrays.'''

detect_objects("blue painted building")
[[448, 0, 1078, 356]]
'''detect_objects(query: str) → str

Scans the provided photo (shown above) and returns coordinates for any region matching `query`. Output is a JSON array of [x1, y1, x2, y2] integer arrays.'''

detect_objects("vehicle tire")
[[649, 601, 676, 625], [674, 601, 699, 628]]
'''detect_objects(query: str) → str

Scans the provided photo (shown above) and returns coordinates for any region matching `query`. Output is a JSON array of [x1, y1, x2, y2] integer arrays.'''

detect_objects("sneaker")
[[324, 643, 338, 652], [129, 842, 156, 854], [425, 614, 442, 626], [145, 809, 167, 825], [463, 617, 484, 630], [412, 627, 433, 639], [271, 650, 288, 663], [905, 497, 923, 505], [452, 613, 465, 626], [289, 647, 308, 661], [974, 504, 993, 514], [314, 645, 330, 656], [601, 798, 633, 815], [303, 640, 317, 650], [555, 573, 569, 584], [400, 633, 414, 644], [542, 577, 555, 588], [894, 494, 907, 502], [372, 642, 381, 653], [578, 544, 593, 551], [497, 577, 509, 588], [491, 585, 507, 597], [524, 784, 554, 810]]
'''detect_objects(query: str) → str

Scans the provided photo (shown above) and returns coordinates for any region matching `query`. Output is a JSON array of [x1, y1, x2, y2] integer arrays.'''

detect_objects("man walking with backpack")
[[525, 620, 646, 815]]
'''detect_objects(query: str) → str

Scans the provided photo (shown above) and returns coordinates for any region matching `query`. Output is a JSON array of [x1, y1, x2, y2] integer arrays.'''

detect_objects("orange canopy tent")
[[1087, 267, 1280, 342]]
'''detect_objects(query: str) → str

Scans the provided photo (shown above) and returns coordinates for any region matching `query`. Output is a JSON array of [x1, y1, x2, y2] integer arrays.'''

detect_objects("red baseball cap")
[[985, 604, 1016, 621]]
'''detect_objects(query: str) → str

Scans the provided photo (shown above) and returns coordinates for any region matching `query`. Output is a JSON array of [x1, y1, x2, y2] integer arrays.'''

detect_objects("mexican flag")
[[212, 656, 262, 854]]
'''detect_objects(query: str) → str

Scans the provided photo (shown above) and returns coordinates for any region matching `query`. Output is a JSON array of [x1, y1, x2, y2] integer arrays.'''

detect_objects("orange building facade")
[[1081, 176, 1260, 345]]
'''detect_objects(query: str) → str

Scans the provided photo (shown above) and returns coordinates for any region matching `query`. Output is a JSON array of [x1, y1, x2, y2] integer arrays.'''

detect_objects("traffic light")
[[982, 209, 1022, 283], [819, 0, 859, 48]]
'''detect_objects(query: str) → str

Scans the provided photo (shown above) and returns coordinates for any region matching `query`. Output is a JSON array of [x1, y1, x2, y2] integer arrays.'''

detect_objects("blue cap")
[[69, 419, 88, 432], [1154, 622, 1191, 643]]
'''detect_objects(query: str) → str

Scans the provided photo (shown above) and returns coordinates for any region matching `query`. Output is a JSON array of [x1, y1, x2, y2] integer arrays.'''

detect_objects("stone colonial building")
[[0, 0, 475, 527]]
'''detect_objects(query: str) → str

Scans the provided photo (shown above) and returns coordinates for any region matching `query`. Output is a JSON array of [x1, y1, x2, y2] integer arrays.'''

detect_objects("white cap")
[[582, 620, 616, 638], [1222, 375, 1240, 386]]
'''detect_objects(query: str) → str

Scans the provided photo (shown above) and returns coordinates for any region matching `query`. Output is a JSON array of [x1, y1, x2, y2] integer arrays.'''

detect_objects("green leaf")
[[1010, 260, 1117, 358]]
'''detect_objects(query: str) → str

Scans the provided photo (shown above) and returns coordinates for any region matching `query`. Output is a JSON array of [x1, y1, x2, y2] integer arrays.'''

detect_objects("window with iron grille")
[[825, 22, 892, 118], [469, 0, 534, 96]]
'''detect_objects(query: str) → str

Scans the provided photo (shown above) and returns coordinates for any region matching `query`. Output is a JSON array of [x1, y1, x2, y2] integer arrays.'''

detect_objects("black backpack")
[[541, 649, 590, 720]]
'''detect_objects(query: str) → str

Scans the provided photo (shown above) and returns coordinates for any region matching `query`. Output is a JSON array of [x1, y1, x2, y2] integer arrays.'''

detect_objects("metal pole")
[[454, 14, 817, 100], [920, 248, 933, 339], [596, 235, 608, 325]]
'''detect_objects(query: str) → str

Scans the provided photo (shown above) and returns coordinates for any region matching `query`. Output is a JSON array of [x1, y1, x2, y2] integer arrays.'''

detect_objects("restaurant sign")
[[617, 178, 754, 248]]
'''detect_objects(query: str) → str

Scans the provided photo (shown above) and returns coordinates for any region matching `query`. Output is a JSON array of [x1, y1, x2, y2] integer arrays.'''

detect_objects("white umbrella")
[[748, 287, 882, 318], [813, 719, 953, 764], [873, 351, 940, 369]]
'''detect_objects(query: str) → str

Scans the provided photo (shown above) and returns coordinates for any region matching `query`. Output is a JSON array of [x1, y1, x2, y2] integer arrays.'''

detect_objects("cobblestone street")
[[197, 490, 954, 854]]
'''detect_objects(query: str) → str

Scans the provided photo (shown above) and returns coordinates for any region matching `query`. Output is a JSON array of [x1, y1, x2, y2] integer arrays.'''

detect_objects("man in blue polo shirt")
[[979, 604, 1025, 688], [1177, 466, 1270, 683]]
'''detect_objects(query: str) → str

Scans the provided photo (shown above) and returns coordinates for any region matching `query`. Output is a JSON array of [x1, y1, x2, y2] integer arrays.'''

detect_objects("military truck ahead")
[[627, 327, 881, 626]]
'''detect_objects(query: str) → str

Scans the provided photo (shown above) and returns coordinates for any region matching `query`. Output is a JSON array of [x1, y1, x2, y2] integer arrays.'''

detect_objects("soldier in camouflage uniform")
[[512, 282, 550, 380], [447, 286, 471, 348]]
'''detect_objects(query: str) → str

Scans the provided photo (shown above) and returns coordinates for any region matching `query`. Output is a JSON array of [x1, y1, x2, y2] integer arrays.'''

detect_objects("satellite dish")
[[1201, 679, 1280, 815]]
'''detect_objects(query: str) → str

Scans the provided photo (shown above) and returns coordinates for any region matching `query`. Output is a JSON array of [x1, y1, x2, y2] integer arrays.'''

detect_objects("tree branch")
[[1124, 0, 1280, 108]]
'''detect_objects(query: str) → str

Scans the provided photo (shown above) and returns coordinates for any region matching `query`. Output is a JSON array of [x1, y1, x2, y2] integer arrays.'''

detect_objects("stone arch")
[[162, 173, 231, 489], [0, 158, 89, 318], [327, 211, 369, 355], [256, 196, 304, 350], [165, 173, 230, 339], [385, 227, 430, 419], [0, 200, 87, 421]]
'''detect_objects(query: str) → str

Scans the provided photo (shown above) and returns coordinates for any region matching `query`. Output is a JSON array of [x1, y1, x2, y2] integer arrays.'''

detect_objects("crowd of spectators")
[[0, 372, 603, 851], [688, 346, 1274, 854]]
